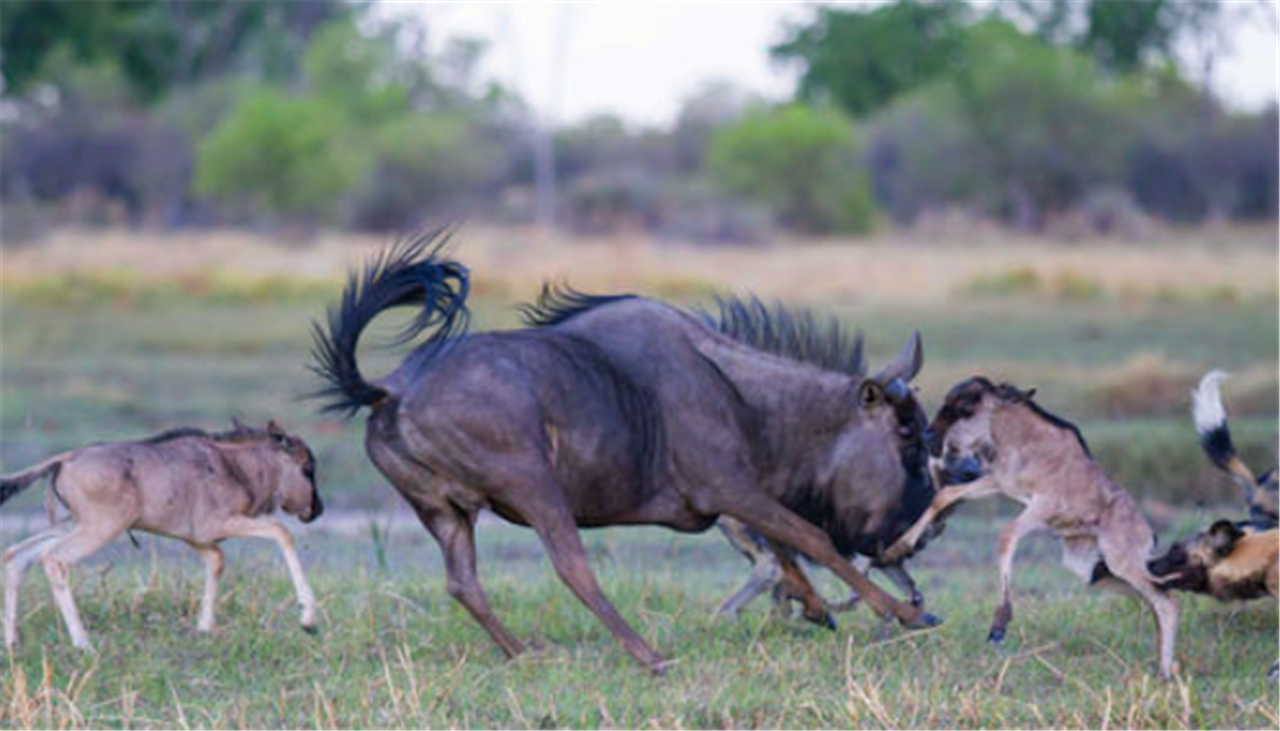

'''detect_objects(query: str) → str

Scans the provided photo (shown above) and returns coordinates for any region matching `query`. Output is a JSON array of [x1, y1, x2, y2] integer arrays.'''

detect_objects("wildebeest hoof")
[[910, 593, 925, 609], [1268, 662, 1277, 680], [904, 611, 942, 630], [987, 627, 1006, 644], [301, 624, 320, 636], [803, 610, 838, 631]]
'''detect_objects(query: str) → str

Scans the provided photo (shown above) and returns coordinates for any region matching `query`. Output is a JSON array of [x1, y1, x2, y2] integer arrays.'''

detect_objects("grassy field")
[[1, 227, 1277, 728]]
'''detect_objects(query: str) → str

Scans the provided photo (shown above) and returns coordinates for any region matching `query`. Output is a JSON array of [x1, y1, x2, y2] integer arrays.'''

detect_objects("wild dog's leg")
[[879, 563, 925, 609], [715, 493, 937, 628], [418, 505, 525, 659], [883, 476, 1001, 563], [987, 510, 1045, 643], [40, 521, 124, 650], [516, 491, 668, 673], [192, 544, 224, 632], [768, 542, 837, 629], [1099, 542, 1180, 679], [220, 517, 317, 631], [3, 524, 71, 648], [715, 520, 781, 618]]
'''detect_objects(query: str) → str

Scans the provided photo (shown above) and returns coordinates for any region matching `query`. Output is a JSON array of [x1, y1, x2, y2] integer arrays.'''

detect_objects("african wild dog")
[[883, 378, 1179, 678], [311, 232, 940, 673], [1147, 370, 1279, 677], [1, 421, 321, 650]]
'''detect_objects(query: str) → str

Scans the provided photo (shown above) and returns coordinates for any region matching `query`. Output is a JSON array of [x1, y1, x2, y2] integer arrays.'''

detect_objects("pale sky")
[[384, 1, 1278, 128]]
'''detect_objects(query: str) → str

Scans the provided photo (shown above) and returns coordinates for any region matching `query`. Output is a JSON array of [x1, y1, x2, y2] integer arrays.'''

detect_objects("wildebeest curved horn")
[[874, 330, 923, 385]]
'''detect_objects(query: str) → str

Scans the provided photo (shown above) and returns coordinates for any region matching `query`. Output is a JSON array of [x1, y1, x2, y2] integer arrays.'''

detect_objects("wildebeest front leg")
[[718, 494, 937, 628], [987, 511, 1044, 643], [880, 563, 925, 609], [419, 507, 526, 659], [220, 516, 317, 631], [715, 521, 781, 618], [769, 543, 837, 629]]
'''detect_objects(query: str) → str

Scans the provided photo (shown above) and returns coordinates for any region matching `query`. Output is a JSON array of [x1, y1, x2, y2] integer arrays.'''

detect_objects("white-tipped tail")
[[1191, 370, 1231, 436]]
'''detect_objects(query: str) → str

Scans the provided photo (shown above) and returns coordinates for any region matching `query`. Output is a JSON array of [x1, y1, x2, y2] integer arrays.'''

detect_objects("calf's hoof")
[[301, 624, 320, 636], [987, 627, 1006, 644], [1267, 662, 1277, 680]]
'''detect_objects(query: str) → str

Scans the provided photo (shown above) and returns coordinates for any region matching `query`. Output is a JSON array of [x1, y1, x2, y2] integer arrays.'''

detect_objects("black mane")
[[519, 283, 636, 328], [702, 295, 866, 375], [973, 378, 1092, 458], [141, 423, 269, 445]]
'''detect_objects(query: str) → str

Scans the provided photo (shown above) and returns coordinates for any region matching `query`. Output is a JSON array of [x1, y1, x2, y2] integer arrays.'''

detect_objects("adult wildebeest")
[[311, 231, 940, 673], [883, 378, 1179, 678], [705, 301, 937, 625], [1, 421, 322, 650]]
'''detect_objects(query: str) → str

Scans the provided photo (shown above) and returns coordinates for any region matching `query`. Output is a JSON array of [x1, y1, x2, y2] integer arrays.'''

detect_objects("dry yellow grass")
[[2, 225, 1275, 306]]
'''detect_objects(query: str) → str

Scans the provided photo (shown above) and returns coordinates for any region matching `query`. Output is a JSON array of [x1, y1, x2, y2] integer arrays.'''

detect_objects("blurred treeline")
[[1, 0, 1275, 243]]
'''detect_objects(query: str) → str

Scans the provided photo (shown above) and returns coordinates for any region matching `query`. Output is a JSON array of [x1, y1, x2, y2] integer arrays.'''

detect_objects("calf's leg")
[[884, 476, 1001, 563], [988, 511, 1044, 643], [192, 544, 224, 632], [3, 524, 71, 648], [220, 516, 317, 631], [1099, 542, 1179, 679], [40, 521, 123, 650]]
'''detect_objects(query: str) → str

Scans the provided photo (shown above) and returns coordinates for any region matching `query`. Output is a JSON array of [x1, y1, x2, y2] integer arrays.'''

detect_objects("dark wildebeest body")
[[312, 234, 939, 672]]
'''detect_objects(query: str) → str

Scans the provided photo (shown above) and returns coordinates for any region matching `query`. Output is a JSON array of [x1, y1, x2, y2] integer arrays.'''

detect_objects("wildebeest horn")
[[874, 330, 923, 385]]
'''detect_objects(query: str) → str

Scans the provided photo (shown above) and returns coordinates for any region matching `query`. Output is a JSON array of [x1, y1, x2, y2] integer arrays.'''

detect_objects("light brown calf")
[[883, 378, 1179, 679], [1, 421, 322, 651]]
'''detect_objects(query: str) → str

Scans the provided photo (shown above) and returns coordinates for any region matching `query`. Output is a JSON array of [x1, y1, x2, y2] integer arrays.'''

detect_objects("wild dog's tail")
[[0, 454, 66, 508], [310, 228, 471, 416], [1192, 370, 1263, 504]]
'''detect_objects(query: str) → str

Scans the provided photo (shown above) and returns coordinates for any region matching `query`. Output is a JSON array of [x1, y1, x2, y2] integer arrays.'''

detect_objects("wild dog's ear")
[[874, 331, 923, 385], [859, 380, 886, 409], [1208, 520, 1243, 556]]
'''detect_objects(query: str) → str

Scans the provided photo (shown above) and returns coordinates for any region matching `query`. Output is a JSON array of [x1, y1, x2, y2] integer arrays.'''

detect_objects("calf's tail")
[[0, 455, 65, 508], [310, 227, 471, 416]]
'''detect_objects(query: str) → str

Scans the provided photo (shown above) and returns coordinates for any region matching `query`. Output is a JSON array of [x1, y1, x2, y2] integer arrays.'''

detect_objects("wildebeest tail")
[[1192, 370, 1258, 498], [310, 227, 471, 416], [0, 455, 64, 508]]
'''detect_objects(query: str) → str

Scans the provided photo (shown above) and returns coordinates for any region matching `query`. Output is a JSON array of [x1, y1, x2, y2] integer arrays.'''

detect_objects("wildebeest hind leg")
[[516, 491, 668, 673], [716, 493, 937, 628], [3, 524, 71, 648], [419, 506, 526, 659], [715, 521, 780, 618], [880, 563, 925, 609], [770, 543, 837, 629]]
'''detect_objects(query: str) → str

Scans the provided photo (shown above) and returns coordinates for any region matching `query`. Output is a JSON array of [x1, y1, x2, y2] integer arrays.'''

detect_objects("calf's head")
[[925, 377, 1035, 486], [263, 420, 324, 523]]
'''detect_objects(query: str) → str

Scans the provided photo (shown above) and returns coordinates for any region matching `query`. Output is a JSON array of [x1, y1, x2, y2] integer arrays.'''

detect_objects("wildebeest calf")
[[884, 378, 1179, 678], [1, 421, 322, 650]]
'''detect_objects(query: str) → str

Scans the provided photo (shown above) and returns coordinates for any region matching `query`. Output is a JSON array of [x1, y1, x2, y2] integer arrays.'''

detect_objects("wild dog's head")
[[1147, 520, 1248, 592]]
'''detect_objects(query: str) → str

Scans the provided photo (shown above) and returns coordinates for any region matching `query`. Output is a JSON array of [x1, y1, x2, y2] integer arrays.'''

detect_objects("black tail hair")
[[309, 228, 471, 416], [0, 462, 59, 508]]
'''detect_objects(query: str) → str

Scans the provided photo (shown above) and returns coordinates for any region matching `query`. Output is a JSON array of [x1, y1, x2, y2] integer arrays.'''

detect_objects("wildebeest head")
[[261, 420, 324, 523], [823, 332, 938, 553], [1147, 519, 1244, 592], [925, 377, 1037, 486]]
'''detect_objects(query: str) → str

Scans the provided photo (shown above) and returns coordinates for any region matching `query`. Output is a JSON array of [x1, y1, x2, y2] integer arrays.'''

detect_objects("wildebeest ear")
[[858, 380, 885, 409], [231, 416, 248, 431], [1021, 387, 1037, 402], [874, 330, 923, 385], [1208, 520, 1242, 554]]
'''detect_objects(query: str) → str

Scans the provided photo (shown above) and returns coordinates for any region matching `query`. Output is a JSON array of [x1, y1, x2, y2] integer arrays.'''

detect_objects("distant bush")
[[194, 88, 364, 222], [708, 104, 877, 234]]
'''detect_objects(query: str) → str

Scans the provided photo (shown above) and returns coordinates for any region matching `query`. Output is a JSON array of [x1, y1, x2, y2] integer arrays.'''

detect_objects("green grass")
[[1, 521, 1276, 728], [1, 270, 1277, 728]]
